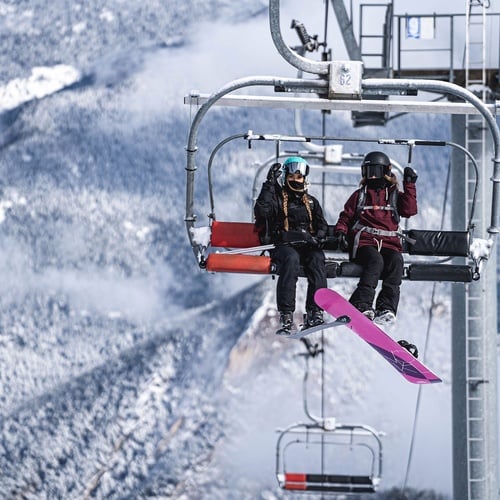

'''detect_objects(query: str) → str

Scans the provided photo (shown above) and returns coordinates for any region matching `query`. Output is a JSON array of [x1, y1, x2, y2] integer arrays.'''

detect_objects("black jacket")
[[254, 180, 328, 244]]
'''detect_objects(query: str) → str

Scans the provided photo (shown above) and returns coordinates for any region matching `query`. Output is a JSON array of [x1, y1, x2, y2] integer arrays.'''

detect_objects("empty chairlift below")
[[275, 420, 383, 494]]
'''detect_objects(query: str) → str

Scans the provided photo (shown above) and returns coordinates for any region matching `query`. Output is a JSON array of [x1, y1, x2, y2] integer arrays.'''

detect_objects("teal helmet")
[[281, 156, 310, 186]]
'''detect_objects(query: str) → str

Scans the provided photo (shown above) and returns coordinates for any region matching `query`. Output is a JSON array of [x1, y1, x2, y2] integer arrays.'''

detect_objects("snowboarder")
[[254, 156, 328, 334], [332, 151, 418, 325]]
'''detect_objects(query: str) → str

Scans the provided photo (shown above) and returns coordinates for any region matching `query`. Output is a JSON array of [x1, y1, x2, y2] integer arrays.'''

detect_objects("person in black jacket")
[[254, 156, 328, 334]]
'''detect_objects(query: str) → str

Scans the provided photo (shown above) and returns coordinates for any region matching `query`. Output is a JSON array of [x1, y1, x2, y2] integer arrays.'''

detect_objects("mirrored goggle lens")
[[285, 162, 309, 176], [364, 164, 385, 178]]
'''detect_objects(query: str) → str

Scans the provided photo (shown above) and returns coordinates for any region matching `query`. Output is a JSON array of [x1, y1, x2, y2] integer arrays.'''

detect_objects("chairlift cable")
[[402, 155, 452, 490]]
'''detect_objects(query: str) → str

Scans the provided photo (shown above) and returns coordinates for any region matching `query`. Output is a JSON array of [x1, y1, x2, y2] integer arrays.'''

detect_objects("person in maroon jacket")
[[333, 151, 418, 325]]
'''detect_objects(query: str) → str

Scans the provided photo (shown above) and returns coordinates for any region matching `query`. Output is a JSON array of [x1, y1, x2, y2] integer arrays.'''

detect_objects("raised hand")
[[404, 167, 418, 183], [267, 162, 282, 183]]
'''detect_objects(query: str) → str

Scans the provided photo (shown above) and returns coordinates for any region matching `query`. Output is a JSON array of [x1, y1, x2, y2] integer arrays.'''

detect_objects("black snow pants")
[[349, 245, 404, 314], [271, 244, 327, 313]]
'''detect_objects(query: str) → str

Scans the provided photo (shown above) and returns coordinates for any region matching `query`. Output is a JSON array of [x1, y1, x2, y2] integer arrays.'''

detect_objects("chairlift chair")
[[275, 421, 383, 494], [192, 133, 481, 283]]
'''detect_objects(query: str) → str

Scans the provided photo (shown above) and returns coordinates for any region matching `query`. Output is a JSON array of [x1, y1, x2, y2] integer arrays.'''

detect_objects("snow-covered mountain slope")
[[0, 280, 268, 498], [0, 0, 269, 82], [0, 1, 496, 498]]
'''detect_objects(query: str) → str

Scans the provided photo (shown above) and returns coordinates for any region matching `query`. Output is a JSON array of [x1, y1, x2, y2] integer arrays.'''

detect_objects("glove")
[[303, 231, 319, 247], [315, 237, 327, 250], [404, 167, 418, 183], [334, 231, 349, 252], [289, 230, 322, 248], [315, 229, 327, 249], [267, 162, 282, 183]]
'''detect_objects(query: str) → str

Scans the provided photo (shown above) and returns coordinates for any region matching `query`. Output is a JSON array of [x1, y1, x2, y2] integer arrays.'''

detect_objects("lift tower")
[[451, 2, 498, 499]]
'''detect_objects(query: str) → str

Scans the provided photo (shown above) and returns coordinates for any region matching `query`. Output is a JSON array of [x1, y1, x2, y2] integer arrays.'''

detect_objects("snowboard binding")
[[397, 339, 419, 358]]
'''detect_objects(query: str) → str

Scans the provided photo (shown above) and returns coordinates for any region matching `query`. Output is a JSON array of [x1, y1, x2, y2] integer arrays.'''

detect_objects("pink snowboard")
[[314, 288, 442, 384]]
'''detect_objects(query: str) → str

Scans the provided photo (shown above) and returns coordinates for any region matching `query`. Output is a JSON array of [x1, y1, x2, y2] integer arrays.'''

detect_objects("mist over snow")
[[0, 1, 497, 499]]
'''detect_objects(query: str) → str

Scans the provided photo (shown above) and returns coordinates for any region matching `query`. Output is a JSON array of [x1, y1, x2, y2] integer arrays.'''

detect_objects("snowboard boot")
[[352, 302, 375, 321], [374, 309, 396, 325], [304, 309, 324, 329], [276, 311, 295, 335], [361, 309, 375, 321]]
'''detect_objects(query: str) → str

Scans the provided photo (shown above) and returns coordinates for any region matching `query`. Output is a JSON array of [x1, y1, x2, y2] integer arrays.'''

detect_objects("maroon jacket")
[[334, 181, 417, 253]]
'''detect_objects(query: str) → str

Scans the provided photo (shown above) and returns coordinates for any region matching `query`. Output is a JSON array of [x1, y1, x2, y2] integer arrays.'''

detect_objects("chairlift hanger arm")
[[269, 0, 330, 76]]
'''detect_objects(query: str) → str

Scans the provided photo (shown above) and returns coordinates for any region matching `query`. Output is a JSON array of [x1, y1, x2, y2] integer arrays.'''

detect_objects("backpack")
[[355, 185, 400, 224]]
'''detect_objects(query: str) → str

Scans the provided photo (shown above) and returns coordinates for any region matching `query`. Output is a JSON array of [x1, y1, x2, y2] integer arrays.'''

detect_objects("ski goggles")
[[284, 161, 309, 177], [362, 163, 387, 179]]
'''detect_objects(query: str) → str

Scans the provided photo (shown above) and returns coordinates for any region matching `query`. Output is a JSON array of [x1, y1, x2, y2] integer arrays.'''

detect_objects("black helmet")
[[361, 151, 391, 179]]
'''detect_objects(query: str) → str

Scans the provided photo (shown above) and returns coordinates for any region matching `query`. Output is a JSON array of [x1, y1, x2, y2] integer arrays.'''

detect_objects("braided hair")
[[282, 191, 314, 233]]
